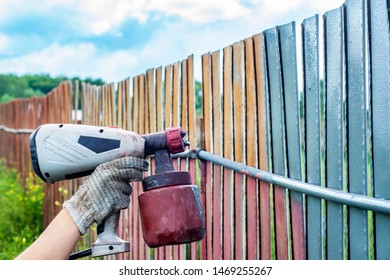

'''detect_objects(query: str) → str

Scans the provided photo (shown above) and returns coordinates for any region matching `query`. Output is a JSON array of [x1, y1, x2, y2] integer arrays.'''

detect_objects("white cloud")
[[147, 0, 250, 23], [0, 0, 347, 82], [0, 42, 153, 83], [0, 43, 97, 77], [68, 0, 251, 35], [250, 0, 344, 15], [0, 33, 10, 53], [0, 0, 251, 36]]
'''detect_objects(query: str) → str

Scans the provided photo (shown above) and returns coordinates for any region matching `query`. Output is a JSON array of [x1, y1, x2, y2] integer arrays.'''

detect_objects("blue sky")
[[0, 0, 344, 83]]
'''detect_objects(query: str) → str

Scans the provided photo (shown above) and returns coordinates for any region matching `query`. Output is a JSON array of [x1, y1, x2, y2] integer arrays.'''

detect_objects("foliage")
[[195, 80, 202, 116], [0, 74, 105, 104], [0, 160, 44, 259]]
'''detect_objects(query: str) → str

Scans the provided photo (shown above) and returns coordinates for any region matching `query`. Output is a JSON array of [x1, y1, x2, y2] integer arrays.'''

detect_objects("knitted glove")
[[63, 156, 149, 235]]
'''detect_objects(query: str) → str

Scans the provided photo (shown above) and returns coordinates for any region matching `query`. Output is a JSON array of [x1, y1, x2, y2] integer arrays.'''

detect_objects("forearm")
[[16, 209, 81, 260]]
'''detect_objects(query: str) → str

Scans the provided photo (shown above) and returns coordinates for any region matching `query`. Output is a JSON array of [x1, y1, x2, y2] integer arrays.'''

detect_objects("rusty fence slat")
[[253, 33, 272, 260], [244, 37, 259, 260], [164, 65, 173, 128], [186, 54, 199, 260], [163, 65, 174, 260], [201, 52, 213, 260], [179, 59, 188, 260], [232, 40, 246, 260], [140, 74, 149, 259], [154, 67, 165, 260], [147, 68, 156, 134], [172, 62, 180, 126], [211, 50, 223, 260], [171, 60, 185, 260], [132, 77, 139, 133], [222, 46, 233, 260], [117, 81, 123, 128], [156, 67, 163, 132]]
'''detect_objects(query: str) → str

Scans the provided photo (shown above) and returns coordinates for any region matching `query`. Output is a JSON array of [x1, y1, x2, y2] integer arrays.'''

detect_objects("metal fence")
[[0, 0, 389, 260]]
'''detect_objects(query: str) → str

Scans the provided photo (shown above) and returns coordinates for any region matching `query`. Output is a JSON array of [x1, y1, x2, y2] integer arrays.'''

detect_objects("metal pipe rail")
[[0, 125, 34, 134], [2, 122, 389, 216], [175, 149, 390, 215]]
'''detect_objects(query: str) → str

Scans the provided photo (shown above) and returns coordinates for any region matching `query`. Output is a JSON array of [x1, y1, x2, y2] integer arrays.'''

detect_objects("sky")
[[0, 0, 345, 83]]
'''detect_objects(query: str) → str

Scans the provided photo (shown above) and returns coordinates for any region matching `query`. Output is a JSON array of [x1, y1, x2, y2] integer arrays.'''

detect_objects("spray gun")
[[29, 124, 205, 259]]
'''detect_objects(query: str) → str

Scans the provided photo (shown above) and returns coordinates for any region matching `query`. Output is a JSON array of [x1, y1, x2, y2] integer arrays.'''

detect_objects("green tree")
[[195, 80, 202, 116], [0, 74, 105, 104]]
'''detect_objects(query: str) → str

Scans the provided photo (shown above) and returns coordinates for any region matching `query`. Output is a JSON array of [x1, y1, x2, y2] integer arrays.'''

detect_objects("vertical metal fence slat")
[[181, 59, 189, 134], [117, 81, 123, 128], [130, 77, 139, 260], [302, 14, 323, 260], [172, 62, 180, 127], [132, 77, 139, 133], [140, 74, 148, 260], [370, 0, 390, 260], [253, 33, 272, 260], [172, 61, 182, 260], [154, 67, 165, 260], [244, 37, 259, 260], [186, 54, 199, 260], [135, 76, 144, 260], [211, 50, 223, 260], [232, 41, 246, 260], [345, 0, 369, 260], [117, 81, 124, 259], [123, 79, 132, 260], [264, 27, 289, 260], [163, 66, 174, 260], [164, 65, 173, 128], [146, 69, 157, 260], [279, 21, 306, 260], [178, 60, 187, 260], [201, 52, 214, 260], [156, 67, 163, 132], [147, 68, 156, 134], [324, 7, 346, 260], [222, 46, 234, 260]]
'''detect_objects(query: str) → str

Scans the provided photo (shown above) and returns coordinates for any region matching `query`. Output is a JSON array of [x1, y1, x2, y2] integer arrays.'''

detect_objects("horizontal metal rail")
[[0, 125, 34, 134], [176, 149, 390, 215], [2, 122, 389, 215]]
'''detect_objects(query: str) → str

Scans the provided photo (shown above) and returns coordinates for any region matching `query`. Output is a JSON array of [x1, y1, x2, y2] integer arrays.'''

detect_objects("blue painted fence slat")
[[370, 0, 390, 260], [324, 7, 346, 260]]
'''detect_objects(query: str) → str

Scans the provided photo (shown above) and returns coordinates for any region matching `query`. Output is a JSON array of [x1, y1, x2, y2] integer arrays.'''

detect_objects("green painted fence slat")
[[264, 27, 290, 260], [324, 7, 346, 260], [345, 0, 369, 260], [302, 14, 322, 260], [370, 0, 390, 260]]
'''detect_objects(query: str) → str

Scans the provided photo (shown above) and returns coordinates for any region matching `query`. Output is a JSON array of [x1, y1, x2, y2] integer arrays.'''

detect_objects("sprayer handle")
[[91, 212, 130, 257]]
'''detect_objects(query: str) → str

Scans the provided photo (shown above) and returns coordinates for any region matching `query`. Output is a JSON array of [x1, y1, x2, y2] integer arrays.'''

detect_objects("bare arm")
[[15, 209, 81, 260], [15, 156, 148, 260]]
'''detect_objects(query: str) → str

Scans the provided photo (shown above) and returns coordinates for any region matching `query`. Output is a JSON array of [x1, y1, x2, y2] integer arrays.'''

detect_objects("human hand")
[[63, 156, 149, 235]]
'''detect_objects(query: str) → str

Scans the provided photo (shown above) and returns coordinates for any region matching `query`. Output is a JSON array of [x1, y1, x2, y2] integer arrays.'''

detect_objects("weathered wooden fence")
[[0, 0, 389, 260]]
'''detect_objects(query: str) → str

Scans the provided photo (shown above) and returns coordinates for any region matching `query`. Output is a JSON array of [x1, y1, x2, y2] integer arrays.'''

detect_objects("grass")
[[0, 159, 44, 259]]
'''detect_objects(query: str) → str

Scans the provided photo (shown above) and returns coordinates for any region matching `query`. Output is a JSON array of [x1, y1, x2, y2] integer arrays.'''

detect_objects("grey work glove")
[[63, 156, 149, 235]]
